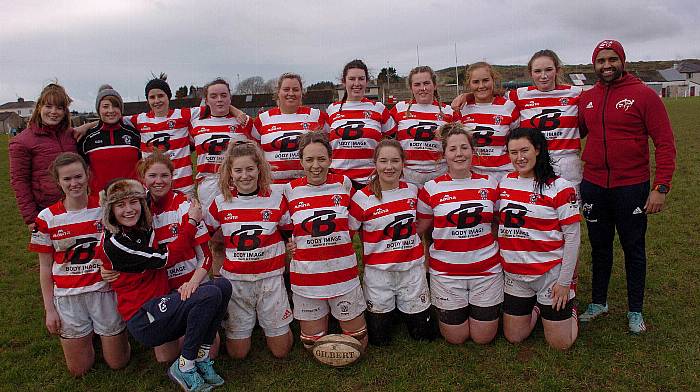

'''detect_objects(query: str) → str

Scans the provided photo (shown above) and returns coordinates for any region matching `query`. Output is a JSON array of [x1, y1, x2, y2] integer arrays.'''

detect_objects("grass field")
[[1, 97, 699, 391]]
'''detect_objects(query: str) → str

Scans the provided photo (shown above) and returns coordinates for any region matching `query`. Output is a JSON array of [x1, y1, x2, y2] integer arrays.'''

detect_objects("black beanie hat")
[[145, 76, 172, 99]]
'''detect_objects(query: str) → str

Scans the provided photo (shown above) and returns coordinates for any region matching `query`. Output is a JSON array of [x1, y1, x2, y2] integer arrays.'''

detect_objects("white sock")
[[178, 355, 195, 372], [195, 344, 211, 362]]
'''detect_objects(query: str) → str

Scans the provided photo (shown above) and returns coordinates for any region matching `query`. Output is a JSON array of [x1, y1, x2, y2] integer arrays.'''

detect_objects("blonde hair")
[[29, 83, 72, 131], [217, 142, 272, 201], [406, 66, 443, 118], [368, 139, 405, 201], [275, 73, 304, 102], [528, 50, 567, 87], [465, 62, 504, 97], [438, 122, 475, 153]]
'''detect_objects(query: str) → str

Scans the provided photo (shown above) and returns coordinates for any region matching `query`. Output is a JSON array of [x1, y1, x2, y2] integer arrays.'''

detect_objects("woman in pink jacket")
[[10, 83, 78, 230]]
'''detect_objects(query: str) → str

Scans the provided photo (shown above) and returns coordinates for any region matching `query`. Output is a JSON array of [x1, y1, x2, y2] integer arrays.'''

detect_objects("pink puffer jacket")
[[9, 123, 77, 225]]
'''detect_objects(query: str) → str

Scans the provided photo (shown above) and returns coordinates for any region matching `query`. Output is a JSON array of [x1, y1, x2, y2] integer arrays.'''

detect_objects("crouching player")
[[349, 139, 436, 345], [31, 152, 130, 376]]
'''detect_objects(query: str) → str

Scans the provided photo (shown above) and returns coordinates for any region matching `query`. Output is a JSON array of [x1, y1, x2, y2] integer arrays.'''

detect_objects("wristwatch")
[[653, 184, 670, 194]]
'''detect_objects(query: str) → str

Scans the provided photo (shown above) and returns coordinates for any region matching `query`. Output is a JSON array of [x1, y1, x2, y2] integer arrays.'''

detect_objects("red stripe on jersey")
[[294, 242, 356, 261], [503, 258, 561, 275], [363, 246, 423, 266], [53, 270, 102, 289], [433, 233, 495, 252], [498, 237, 563, 252], [290, 266, 359, 286], [430, 253, 501, 277]]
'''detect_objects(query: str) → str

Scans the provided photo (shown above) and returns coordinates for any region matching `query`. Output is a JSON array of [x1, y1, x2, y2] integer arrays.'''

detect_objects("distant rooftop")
[[0, 98, 35, 109]]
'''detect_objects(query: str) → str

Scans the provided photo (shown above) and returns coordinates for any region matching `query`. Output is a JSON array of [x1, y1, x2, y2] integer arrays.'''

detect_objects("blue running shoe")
[[579, 303, 608, 322], [627, 312, 647, 334], [168, 360, 212, 392], [196, 359, 224, 387]]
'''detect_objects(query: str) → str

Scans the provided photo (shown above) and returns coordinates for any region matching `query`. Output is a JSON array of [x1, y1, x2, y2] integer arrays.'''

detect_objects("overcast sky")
[[1, 0, 698, 112]]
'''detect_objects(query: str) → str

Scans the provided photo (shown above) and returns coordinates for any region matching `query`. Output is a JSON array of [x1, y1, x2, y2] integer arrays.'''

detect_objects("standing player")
[[417, 123, 502, 345], [251, 72, 329, 184], [207, 143, 294, 359], [284, 131, 368, 351], [327, 60, 395, 189], [499, 128, 579, 350], [578, 40, 676, 333], [30, 152, 130, 376], [78, 85, 141, 195], [349, 139, 436, 346], [459, 62, 520, 182], [190, 78, 253, 275], [391, 66, 457, 186]]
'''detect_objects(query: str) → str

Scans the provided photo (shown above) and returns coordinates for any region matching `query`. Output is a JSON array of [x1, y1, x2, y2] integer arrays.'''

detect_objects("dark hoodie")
[[578, 72, 676, 189]]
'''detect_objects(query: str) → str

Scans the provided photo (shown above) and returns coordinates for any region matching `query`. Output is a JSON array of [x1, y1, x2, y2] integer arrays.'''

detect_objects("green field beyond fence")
[[1, 97, 699, 391]]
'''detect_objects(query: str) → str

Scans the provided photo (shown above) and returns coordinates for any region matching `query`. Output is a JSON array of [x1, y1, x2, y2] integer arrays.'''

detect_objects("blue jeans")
[[580, 180, 649, 313]]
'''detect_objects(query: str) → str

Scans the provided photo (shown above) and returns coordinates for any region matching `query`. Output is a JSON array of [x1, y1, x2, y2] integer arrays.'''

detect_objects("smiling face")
[[444, 134, 473, 176], [40, 101, 66, 127], [206, 83, 232, 116], [230, 155, 259, 194], [147, 88, 170, 116], [375, 145, 403, 188], [410, 72, 436, 105], [278, 77, 302, 113], [344, 68, 368, 101], [142, 162, 172, 200], [507, 137, 539, 178], [301, 142, 331, 185], [112, 197, 142, 227], [99, 98, 121, 124], [468, 66, 495, 103], [594, 49, 624, 84], [530, 56, 558, 92], [56, 161, 88, 200]]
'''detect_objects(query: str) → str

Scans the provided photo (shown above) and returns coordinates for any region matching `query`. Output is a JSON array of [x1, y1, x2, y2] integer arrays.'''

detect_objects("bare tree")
[[235, 76, 274, 94]]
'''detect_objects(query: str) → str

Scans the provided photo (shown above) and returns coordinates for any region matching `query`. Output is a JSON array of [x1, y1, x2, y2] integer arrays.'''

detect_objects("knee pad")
[[503, 293, 537, 316], [300, 330, 326, 351], [469, 304, 500, 322], [404, 308, 438, 341], [365, 312, 394, 346]]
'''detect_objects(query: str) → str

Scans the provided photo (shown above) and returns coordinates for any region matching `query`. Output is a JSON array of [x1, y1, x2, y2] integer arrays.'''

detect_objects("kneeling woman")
[[30, 152, 130, 376], [417, 123, 502, 345], [97, 179, 231, 391], [206, 142, 294, 359], [349, 139, 436, 346], [499, 128, 579, 350], [284, 131, 368, 350]]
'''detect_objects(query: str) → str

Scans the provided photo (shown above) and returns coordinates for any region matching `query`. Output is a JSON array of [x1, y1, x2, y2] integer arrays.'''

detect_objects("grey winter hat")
[[95, 84, 124, 113]]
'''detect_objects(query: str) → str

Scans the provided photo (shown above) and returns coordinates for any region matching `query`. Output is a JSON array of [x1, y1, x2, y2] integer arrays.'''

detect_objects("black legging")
[[127, 278, 232, 359]]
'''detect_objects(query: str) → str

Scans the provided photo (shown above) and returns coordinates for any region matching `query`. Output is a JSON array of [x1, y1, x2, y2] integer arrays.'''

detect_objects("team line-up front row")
[[19, 40, 676, 391]]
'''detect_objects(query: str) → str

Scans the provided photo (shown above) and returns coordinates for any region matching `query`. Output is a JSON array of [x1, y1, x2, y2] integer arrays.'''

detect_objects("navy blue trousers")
[[580, 180, 649, 313], [127, 278, 232, 360]]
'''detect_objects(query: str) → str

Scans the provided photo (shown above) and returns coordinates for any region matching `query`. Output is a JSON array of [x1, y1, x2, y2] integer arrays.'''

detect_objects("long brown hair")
[[368, 139, 405, 201], [28, 83, 72, 131], [49, 152, 89, 197], [217, 142, 272, 201]]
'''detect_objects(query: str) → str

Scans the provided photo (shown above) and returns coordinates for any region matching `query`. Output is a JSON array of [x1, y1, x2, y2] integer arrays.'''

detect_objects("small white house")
[[0, 98, 36, 118]]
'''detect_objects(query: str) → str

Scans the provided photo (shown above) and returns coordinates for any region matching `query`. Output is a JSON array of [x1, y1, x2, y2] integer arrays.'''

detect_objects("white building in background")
[[0, 98, 35, 118]]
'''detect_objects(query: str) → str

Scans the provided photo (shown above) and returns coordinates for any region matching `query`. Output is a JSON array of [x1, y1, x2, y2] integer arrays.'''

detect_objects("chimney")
[[17, 97, 24, 103]]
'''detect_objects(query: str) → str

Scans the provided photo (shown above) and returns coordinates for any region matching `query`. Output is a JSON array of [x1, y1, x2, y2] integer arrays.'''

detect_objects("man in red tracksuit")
[[577, 40, 676, 334]]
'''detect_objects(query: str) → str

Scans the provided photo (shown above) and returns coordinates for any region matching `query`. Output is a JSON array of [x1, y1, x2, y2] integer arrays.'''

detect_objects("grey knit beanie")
[[95, 84, 124, 113]]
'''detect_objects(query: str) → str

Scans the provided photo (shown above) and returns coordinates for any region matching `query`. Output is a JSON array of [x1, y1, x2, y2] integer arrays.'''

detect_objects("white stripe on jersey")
[[460, 96, 519, 174], [29, 197, 106, 296], [190, 106, 252, 181], [283, 174, 360, 298], [327, 98, 395, 184], [391, 100, 455, 174], [129, 109, 195, 195], [205, 185, 290, 281], [348, 182, 424, 271], [497, 173, 580, 278], [509, 86, 582, 157], [417, 173, 501, 279], [251, 106, 329, 183]]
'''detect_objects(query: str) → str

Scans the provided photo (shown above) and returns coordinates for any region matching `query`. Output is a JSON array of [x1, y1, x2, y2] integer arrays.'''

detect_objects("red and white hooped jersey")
[[497, 173, 580, 278], [391, 100, 457, 174], [326, 98, 396, 184], [189, 107, 253, 181], [127, 109, 195, 195], [251, 106, 329, 184], [150, 190, 211, 290], [29, 196, 106, 296], [283, 174, 359, 298], [205, 184, 290, 282], [508, 86, 582, 158], [417, 173, 501, 279], [460, 96, 520, 173], [348, 182, 424, 271]]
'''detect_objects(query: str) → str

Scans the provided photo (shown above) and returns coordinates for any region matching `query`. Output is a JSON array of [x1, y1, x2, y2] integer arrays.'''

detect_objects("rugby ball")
[[312, 334, 364, 367]]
